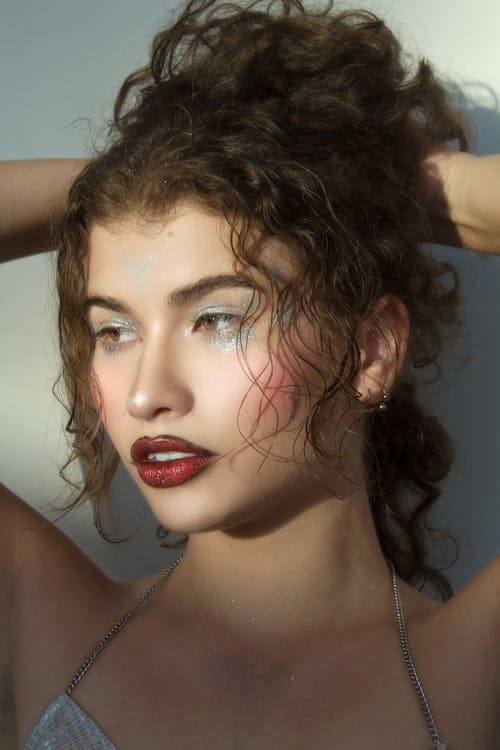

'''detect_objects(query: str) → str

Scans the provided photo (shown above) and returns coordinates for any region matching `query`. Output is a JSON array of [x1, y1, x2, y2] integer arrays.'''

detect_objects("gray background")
[[1, 0, 499, 590]]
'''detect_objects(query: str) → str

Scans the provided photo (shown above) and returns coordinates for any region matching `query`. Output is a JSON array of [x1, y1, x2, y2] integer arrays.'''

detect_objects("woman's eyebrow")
[[83, 273, 256, 315], [83, 295, 129, 316], [166, 273, 255, 306]]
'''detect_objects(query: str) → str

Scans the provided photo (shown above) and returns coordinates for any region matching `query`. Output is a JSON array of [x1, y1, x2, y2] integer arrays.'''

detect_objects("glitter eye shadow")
[[189, 300, 257, 353], [94, 316, 138, 334]]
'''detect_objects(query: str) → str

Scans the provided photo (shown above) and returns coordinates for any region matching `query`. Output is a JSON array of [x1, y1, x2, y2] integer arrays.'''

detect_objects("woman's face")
[[85, 204, 358, 536]]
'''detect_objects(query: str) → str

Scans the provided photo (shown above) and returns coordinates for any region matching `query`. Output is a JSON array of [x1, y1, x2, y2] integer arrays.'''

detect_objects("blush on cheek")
[[236, 355, 310, 438], [90, 368, 123, 429]]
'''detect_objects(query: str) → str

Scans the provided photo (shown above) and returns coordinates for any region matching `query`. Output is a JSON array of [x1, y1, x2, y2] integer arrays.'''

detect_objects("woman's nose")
[[126, 341, 193, 421]]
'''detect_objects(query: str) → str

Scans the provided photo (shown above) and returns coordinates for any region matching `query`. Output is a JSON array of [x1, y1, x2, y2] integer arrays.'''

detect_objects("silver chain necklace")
[[389, 561, 446, 749], [66, 554, 445, 748], [65, 554, 184, 695]]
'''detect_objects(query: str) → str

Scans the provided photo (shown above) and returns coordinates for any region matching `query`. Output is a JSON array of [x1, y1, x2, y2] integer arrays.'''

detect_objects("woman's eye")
[[193, 312, 240, 333], [94, 326, 136, 352]]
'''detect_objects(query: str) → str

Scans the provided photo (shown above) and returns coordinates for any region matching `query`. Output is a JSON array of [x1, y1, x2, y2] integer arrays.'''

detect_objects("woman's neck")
[[162, 489, 393, 645]]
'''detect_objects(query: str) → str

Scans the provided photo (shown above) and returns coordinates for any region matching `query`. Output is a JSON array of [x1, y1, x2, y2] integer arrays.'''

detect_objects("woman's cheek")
[[91, 361, 128, 430], [230, 352, 310, 438]]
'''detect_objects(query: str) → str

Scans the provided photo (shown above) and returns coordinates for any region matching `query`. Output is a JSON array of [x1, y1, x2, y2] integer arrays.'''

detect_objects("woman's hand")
[[0, 159, 86, 262], [415, 132, 500, 255]]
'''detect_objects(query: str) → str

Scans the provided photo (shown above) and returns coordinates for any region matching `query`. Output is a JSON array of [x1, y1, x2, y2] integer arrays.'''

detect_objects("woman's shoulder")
[[0, 480, 115, 666], [446, 556, 500, 687], [419, 558, 500, 746], [414, 557, 500, 671], [388, 560, 499, 748], [0, 483, 123, 748], [0, 482, 110, 607], [444, 556, 500, 633]]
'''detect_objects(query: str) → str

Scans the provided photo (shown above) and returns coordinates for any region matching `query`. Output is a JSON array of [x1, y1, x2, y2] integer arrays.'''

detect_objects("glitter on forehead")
[[126, 253, 160, 291]]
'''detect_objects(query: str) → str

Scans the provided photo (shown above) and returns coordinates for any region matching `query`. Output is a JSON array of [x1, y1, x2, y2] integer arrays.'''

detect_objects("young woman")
[[1, 1, 500, 748]]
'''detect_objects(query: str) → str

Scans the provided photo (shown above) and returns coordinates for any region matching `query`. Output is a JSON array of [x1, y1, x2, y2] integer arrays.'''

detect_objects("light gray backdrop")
[[1, 0, 499, 590]]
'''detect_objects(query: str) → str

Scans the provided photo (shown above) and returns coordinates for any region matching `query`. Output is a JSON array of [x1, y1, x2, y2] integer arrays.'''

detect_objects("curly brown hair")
[[56, 0, 468, 598]]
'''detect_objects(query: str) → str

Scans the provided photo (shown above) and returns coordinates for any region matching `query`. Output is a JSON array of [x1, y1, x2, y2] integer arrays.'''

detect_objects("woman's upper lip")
[[130, 435, 215, 463]]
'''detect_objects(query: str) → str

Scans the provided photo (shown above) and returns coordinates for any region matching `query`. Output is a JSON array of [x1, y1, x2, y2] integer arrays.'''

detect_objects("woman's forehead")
[[87, 206, 297, 289]]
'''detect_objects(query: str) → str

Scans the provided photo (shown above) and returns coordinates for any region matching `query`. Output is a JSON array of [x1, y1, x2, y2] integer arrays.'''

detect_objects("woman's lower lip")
[[136, 455, 215, 488]]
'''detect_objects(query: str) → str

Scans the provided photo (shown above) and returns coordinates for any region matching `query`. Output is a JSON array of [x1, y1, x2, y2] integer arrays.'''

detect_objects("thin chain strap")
[[65, 553, 445, 748], [389, 561, 446, 750], [66, 554, 184, 696]]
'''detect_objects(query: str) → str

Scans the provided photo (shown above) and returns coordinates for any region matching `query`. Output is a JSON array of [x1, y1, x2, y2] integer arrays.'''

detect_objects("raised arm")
[[417, 143, 500, 256], [0, 159, 86, 261]]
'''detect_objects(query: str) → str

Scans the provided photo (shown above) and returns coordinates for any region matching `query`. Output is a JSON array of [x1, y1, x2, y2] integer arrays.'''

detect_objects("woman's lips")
[[131, 435, 216, 488], [136, 454, 216, 488]]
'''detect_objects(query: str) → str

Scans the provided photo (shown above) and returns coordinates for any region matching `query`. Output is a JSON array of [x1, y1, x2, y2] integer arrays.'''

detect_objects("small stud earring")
[[378, 386, 390, 411]]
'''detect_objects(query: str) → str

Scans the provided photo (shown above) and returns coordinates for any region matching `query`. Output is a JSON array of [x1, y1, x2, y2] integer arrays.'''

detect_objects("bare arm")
[[417, 145, 500, 255], [0, 482, 110, 748], [0, 159, 86, 262]]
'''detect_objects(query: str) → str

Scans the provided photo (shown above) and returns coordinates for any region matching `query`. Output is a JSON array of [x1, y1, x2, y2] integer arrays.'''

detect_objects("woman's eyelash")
[[193, 312, 241, 332], [92, 312, 243, 354], [93, 325, 136, 352]]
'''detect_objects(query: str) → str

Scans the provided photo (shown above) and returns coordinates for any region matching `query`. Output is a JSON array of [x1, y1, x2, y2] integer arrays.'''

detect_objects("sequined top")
[[23, 558, 447, 749], [25, 693, 116, 749]]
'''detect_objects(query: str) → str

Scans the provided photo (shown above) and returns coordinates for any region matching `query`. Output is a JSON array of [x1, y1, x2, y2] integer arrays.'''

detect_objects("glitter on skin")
[[126, 252, 160, 294], [209, 326, 254, 353], [189, 299, 257, 353]]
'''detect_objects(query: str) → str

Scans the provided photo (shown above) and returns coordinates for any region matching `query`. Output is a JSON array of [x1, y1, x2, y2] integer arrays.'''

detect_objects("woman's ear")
[[352, 295, 409, 408]]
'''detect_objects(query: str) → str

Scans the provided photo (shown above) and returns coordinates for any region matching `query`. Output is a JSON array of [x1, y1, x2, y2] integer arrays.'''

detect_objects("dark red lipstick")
[[130, 435, 216, 488]]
